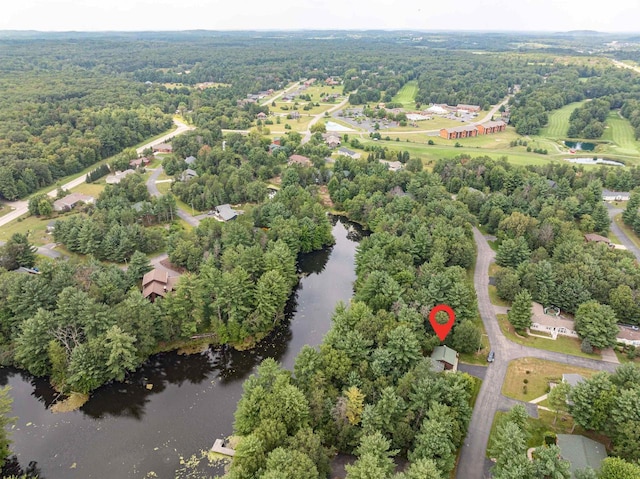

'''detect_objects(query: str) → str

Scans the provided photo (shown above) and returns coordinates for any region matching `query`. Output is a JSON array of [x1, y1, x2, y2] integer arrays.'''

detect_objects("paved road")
[[302, 96, 351, 144], [146, 168, 200, 228], [0, 119, 194, 229], [606, 203, 640, 261], [260, 82, 301, 106], [456, 228, 619, 479], [0, 240, 63, 260]]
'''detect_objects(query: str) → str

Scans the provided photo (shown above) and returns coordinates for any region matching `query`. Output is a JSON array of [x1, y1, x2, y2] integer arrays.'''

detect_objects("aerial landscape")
[[0, 1, 640, 479]]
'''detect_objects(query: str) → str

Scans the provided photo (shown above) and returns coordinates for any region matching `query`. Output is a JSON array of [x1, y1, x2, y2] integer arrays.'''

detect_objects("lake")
[[0, 216, 362, 479]]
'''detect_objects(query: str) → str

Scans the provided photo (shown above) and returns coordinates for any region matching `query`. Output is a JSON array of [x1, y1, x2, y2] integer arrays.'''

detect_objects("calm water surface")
[[2, 216, 362, 479]]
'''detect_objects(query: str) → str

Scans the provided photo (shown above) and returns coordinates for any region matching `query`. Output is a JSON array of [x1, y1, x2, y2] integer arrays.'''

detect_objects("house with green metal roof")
[[430, 345, 459, 372], [556, 435, 607, 477]]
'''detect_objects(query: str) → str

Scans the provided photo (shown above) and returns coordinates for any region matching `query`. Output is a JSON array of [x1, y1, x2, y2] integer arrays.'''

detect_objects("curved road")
[[0, 118, 194, 229], [456, 228, 619, 479], [606, 203, 640, 261]]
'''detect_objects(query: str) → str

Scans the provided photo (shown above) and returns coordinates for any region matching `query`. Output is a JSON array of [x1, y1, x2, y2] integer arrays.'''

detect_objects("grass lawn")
[[601, 111, 640, 157], [488, 285, 510, 308], [614, 213, 640, 250], [70, 182, 105, 197], [502, 357, 598, 402], [497, 314, 600, 360], [301, 84, 344, 100], [360, 138, 555, 166], [0, 214, 54, 246], [459, 332, 491, 365], [384, 116, 463, 133], [391, 80, 418, 109], [0, 204, 14, 219], [540, 101, 588, 139], [156, 182, 171, 195]]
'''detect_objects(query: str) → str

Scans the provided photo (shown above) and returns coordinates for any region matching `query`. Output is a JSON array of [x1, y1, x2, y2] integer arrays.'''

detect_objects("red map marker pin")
[[429, 304, 456, 341]]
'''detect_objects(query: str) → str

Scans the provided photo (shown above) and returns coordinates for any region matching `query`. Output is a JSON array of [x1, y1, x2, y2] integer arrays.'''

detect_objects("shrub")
[[581, 338, 594, 354]]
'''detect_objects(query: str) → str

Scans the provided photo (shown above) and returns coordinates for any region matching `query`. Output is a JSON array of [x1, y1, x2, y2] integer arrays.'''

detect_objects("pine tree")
[[508, 290, 533, 331], [622, 188, 640, 226]]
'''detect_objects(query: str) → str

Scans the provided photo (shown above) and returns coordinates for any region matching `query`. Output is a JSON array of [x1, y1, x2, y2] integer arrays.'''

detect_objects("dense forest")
[[224, 154, 482, 479]]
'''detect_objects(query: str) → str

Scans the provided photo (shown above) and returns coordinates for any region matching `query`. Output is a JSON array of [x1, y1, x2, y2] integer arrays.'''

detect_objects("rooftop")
[[556, 435, 606, 475], [431, 345, 458, 365]]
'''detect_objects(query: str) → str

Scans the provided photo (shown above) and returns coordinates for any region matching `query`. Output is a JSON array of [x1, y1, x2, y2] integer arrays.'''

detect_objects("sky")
[[1, 0, 638, 33]]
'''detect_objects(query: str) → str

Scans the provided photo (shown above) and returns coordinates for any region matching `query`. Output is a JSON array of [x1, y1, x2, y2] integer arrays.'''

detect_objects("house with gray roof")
[[184, 156, 197, 165], [214, 204, 239, 222], [180, 169, 198, 182], [556, 435, 606, 477], [53, 193, 95, 212], [602, 189, 630, 201], [337, 147, 361, 159]]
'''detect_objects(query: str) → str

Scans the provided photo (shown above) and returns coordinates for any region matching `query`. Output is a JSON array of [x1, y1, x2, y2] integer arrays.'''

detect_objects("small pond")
[[565, 157, 625, 166], [564, 140, 596, 151]]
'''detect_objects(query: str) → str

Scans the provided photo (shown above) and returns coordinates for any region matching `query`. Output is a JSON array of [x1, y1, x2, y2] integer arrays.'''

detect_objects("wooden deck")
[[211, 438, 236, 457]]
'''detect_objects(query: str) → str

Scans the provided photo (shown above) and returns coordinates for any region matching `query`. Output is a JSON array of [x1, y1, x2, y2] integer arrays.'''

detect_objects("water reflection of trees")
[[1, 455, 44, 479], [80, 351, 215, 419]]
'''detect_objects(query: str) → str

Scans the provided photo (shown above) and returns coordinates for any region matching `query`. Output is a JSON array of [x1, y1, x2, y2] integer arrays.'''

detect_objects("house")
[[456, 104, 481, 113], [53, 193, 95, 212], [180, 169, 198, 181], [129, 157, 150, 168], [184, 156, 196, 165], [46, 220, 56, 233], [556, 435, 607, 477], [325, 134, 341, 148], [430, 345, 459, 372], [380, 160, 403, 172], [547, 179, 558, 189], [562, 374, 585, 388], [152, 143, 172, 153], [142, 268, 179, 302], [256, 112, 267, 120], [273, 137, 281, 146], [439, 125, 478, 140], [337, 147, 361, 159], [602, 189, 630, 201], [325, 77, 341, 86], [214, 204, 239, 222], [288, 154, 312, 166], [616, 325, 640, 347], [584, 233, 612, 246], [529, 302, 579, 339], [476, 120, 507, 135], [105, 169, 136, 184]]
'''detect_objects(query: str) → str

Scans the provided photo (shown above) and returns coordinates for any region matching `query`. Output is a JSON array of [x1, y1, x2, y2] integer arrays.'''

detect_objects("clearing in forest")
[[392, 81, 418, 109], [539, 100, 588, 139]]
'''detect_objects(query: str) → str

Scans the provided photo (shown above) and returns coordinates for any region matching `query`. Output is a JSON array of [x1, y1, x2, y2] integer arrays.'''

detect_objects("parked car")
[[487, 351, 495, 363]]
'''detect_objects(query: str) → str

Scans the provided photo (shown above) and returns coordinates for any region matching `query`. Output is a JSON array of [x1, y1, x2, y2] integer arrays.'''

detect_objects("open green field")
[[0, 214, 53, 246], [273, 101, 333, 116], [502, 357, 598, 402], [301, 84, 344, 100], [539, 100, 588, 139], [70, 182, 106, 197], [601, 111, 640, 156], [360, 138, 555, 166], [391, 80, 418, 109]]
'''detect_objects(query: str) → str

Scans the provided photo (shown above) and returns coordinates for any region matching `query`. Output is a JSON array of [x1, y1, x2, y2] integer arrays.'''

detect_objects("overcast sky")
[[1, 0, 638, 32]]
